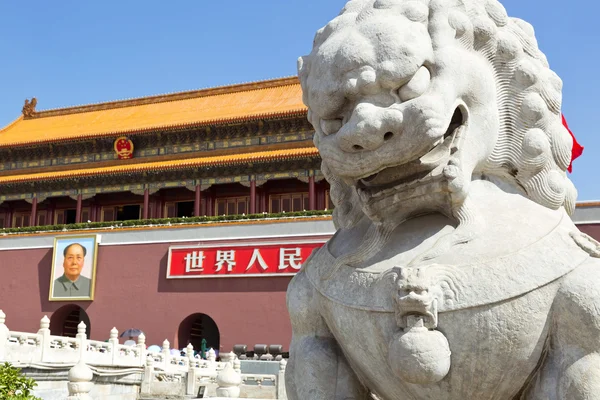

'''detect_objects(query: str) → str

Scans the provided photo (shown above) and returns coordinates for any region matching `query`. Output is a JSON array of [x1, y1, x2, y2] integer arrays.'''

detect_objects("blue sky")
[[0, 0, 598, 199]]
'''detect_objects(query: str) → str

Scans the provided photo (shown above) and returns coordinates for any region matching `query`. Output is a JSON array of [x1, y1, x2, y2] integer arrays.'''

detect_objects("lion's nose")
[[337, 103, 403, 152]]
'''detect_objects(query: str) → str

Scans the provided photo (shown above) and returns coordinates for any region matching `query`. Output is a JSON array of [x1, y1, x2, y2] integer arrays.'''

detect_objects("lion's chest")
[[317, 282, 557, 400]]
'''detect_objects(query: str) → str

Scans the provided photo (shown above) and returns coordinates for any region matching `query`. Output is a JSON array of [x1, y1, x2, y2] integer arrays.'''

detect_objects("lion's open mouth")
[[355, 107, 465, 201]]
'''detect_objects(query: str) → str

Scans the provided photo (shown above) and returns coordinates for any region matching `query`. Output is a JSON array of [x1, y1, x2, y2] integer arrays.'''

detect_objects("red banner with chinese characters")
[[167, 239, 327, 278]]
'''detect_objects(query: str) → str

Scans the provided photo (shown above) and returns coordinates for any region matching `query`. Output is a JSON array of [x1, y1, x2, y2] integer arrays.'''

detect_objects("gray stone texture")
[[286, 1, 600, 399]]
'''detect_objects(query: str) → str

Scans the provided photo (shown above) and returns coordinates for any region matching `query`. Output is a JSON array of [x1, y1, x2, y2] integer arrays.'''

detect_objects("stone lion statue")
[[286, 0, 600, 398]]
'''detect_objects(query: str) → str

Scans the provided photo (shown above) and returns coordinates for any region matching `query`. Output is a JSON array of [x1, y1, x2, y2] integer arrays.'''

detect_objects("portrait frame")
[[49, 235, 99, 301]]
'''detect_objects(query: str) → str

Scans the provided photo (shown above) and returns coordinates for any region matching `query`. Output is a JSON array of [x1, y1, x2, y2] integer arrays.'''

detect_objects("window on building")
[[101, 205, 140, 222], [164, 201, 197, 218], [13, 212, 31, 228], [116, 205, 141, 221], [177, 201, 194, 217], [216, 196, 249, 216], [55, 208, 89, 224], [269, 193, 309, 213], [37, 213, 47, 226]]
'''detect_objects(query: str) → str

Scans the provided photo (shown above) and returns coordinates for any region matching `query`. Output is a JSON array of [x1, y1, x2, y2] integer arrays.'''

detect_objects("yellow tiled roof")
[[0, 147, 319, 184], [0, 77, 307, 148]]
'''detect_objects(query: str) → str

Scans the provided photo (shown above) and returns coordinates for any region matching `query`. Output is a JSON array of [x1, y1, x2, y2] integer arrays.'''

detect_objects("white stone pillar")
[[216, 362, 242, 398], [37, 315, 50, 363], [186, 343, 196, 396], [109, 327, 119, 365], [67, 360, 94, 400], [0, 310, 8, 361], [186, 343, 194, 366], [141, 354, 154, 396], [137, 332, 146, 367], [277, 358, 288, 400], [162, 339, 170, 371], [207, 347, 216, 364]]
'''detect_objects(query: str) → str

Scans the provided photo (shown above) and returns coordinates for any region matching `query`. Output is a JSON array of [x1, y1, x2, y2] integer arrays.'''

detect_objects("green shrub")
[[0, 362, 41, 400], [0, 210, 334, 235]]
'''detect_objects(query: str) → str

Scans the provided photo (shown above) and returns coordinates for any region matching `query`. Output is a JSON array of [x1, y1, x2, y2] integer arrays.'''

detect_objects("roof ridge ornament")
[[22, 97, 37, 118]]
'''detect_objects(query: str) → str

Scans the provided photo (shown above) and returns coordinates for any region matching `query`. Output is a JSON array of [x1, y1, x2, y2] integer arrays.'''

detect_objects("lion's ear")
[[297, 57, 305, 75]]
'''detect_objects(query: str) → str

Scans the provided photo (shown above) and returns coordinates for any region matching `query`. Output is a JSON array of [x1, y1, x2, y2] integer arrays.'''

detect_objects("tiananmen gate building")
[[0, 77, 598, 357]]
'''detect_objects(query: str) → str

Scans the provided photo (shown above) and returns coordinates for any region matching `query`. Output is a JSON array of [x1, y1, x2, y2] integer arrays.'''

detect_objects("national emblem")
[[114, 136, 134, 159]]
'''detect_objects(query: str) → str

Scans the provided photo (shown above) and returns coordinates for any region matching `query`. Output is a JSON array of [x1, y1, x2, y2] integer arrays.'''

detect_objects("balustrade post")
[[186, 343, 194, 365], [277, 358, 288, 400], [76, 322, 87, 363], [67, 360, 94, 400], [216, 362, 242, 398], [186, 343, 197, 396], [141, 354, 154, 395], [0, 310, 8, 361], [137, 332, 146, 367], [162, 339, 170, 371], [207, 348, 216, 362], [37, 315, 50, 363], [109, 327, 119, 365]]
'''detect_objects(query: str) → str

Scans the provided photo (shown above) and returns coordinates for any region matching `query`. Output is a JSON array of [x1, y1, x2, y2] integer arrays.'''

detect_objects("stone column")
[[137, 333, 146, 366], [67, 321, 94, 400], [309, 176, 316, 210], [0, 310, 8, 360], [30, 197, 37, 226], [186, 343, 197, 396], [207, 348, 216, 364], [194, 185, 202, 217], [67, 360, 94, 400], [162, 339, 171, 371], [109, 327, 119, 364], [277, 358, 287, 400], [216, 362, 242, 398], [143, 188, 149, 220], [250, 180, 256, 214], [141, 355, 154, 396], [37, 316, 50, 363], [6, 208, 12, 228], [75, 194, 83, 223]]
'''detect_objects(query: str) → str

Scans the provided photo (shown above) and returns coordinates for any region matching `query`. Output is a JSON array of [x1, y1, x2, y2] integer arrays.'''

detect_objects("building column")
[[309, 176, 316, 211], [154, 198, 160, 218], [75, 194, 83, 223], [250, 180, 256, 214], [207, 190, 215, 217], [48, 203, 55, 225], [6, 208, 13, 228], [261, 187, 268, 213], [143, 188, 150, 220], [30, 197, 38, 226], [194, 185, 202, 217]]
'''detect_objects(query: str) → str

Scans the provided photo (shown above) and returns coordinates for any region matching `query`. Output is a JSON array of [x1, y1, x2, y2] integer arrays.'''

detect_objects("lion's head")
[[299, 0, 576, 229]]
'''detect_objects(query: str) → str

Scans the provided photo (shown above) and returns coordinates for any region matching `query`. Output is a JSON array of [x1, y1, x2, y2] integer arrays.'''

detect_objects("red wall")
[[0, 242, 292, 353], [2, 222, 599, 354], [579, 224, 600, 240]]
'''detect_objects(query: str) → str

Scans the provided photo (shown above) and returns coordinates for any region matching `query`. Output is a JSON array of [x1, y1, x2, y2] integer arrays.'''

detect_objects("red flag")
[[562, 114, 583, 173]]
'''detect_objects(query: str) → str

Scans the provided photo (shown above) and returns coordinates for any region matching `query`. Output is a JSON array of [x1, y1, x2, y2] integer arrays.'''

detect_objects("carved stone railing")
[[0, 309, 288, 399]]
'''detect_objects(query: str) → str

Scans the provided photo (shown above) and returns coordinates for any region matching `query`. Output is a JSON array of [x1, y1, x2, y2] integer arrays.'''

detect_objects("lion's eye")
[[320, 118, 343, 136], [398, 66, 431, 102]]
